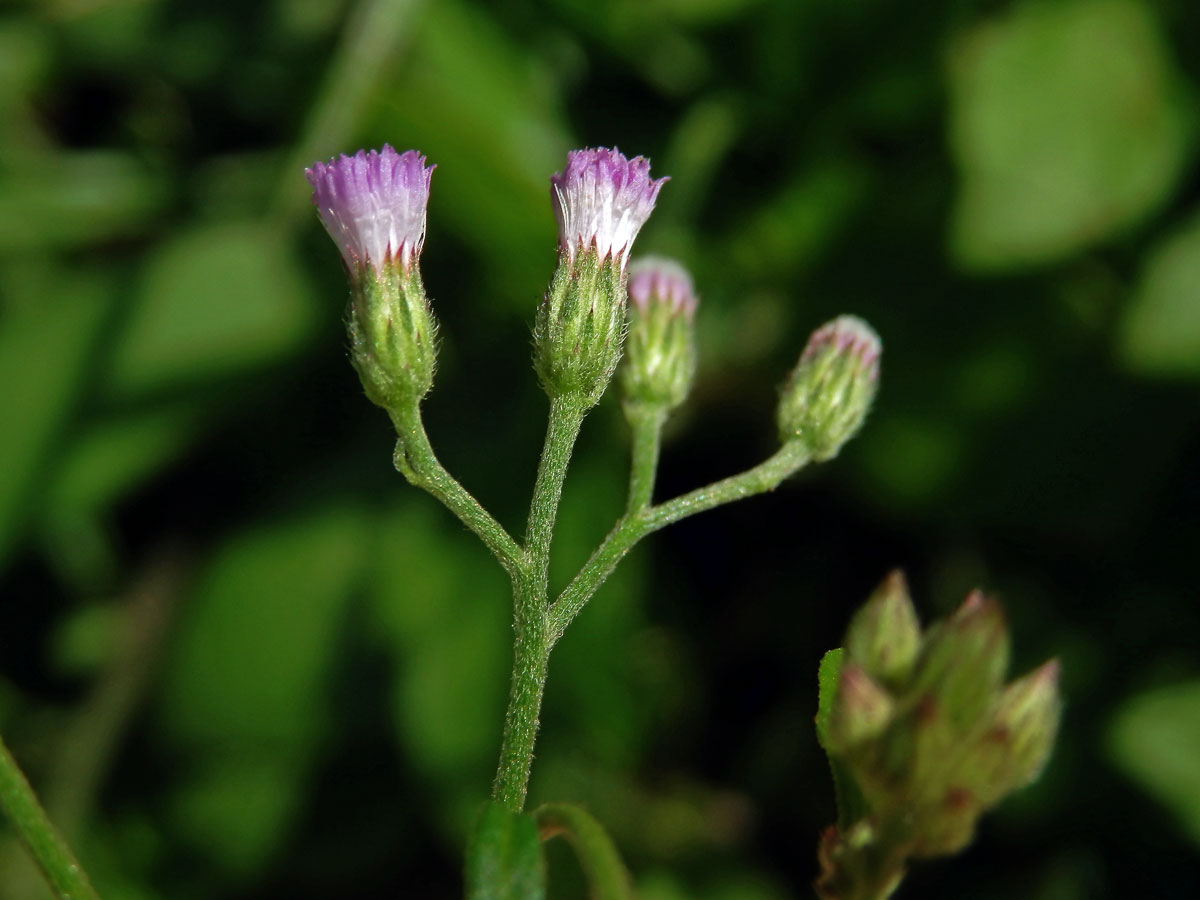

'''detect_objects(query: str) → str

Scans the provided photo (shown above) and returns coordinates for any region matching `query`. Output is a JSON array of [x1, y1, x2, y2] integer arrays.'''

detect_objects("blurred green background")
[[1, 0, 1199, 897]]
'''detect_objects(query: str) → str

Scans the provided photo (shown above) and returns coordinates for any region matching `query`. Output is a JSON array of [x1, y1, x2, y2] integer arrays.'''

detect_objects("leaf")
[[104, 221, 319, 399], [1107, 680, 1200, 846], [45, 402, 204, 518], [816, 648, 868, 828], [1118, 210, 1200, 377], [376, 0, 570, 311], [815, 648, 844, 752], [0, 151, 166, 251], [0, 266, 117, 571], [157, 504, 365, 876], [946, 0, 1194, 270], [465, 802, 546, 900], [534, 802, 634, 900]]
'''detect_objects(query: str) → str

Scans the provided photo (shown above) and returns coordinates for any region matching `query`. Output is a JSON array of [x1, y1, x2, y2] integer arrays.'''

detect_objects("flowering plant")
[[0, 144, 1060, 900]]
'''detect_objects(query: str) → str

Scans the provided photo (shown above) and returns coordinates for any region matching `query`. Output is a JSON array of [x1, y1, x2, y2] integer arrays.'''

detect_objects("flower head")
[[551, 148, 667, 270], [627, 256, 698, 318], [306, 145, 434, 272], [778, 315, 881, 460], [621, 256, 699, 412], [801, 315, 881, 381]]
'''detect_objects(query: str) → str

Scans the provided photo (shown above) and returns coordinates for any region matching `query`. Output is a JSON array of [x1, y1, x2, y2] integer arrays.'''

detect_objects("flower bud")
[[778, 315, 880, 461], [621, 256, 698, 413], [828, 663, 896, 750], [306, 146, 438, 411], [534, 148, 667, 407], [911, 592, 1010, 731], [977, 659, 1062, 802], [845, 570, 921, 687]]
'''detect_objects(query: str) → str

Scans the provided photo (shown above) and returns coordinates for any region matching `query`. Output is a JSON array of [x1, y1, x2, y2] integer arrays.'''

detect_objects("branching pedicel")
[[303, 145, 1059, 899]]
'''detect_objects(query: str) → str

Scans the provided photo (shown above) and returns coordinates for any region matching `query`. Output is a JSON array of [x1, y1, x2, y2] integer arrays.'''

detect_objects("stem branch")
[[549, 440, 811, 643], [625, 404, 667, 514], [391, 404, 525, 580]]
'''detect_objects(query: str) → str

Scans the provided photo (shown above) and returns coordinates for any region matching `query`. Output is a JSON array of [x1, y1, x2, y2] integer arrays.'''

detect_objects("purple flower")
[[802, 315, 881, 381], [305, 145, 434, 272], [628, 256, 698, 317], [551, 148, 667, 269]]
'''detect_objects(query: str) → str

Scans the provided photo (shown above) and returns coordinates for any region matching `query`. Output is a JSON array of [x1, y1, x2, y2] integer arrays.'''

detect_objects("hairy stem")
[[391, 404, 525, 579], [491, 394, 588, 810], [624, 403, 667, 514]]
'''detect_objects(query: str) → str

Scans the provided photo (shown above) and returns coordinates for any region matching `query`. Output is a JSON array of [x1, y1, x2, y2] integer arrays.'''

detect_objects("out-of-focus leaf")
[[0, 268, 116, 570], [858, 415, 963, 508], [45, 403, 203, 517], [465, 802, 546, 900], [167, 752, 308, 879], [158, 504, 365, 875], [105, 221, 319, 399], [376, 0, 568, 310], [1107, 680, 1200, 846], [160, 504, 365, 741], [728, 157, 869, 279], [369, 502, 509, 824], [1118, 211, 1200, 377], [947, 0, 1193, 270], [0, 19, 51, 112], [0, 152, 166, 251]]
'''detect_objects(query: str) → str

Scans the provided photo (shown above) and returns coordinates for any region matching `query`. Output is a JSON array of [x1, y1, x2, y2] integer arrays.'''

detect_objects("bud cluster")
[[817, 573, 1061, 899]]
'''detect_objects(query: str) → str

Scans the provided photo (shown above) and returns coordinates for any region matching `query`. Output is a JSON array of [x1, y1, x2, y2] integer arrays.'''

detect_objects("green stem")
[[0, 735, 101, 900], [524, 395, 588, 597], [390, 404, 525, 580], [490, 576, 549, 812], [548, 440, 811, 643], [624, 403, 667, 514], [490, 394, 588, 811], [534, 802, 635, 899]]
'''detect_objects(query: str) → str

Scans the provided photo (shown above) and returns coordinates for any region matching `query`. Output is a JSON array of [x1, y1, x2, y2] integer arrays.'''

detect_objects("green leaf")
[[45, 402, 203, 517], [105, 221, 318, 399], [1119, 210, 1200, 377], [0, 266, 117, 571], [947, 0, 1194, 270], [0, 151, 166, 251], [157, 504, 365, 876], [1107, 680, 1200, 846], [465, 802, 546, 900], [534, 802, 634, 900], [816, 647, 868, 828], [376, 0, 569, 311], [815, 648, 844, 751]]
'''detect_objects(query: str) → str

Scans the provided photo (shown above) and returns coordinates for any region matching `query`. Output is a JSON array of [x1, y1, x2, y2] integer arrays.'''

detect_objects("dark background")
[[1, 0, 1199, 897]]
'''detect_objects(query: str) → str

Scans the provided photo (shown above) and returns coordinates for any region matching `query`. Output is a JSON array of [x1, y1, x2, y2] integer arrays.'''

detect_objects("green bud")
[[829, 663, 896, 750], [910, 591, 1010, 731], [348, 259, 438, 412], [976, 659, 1062, 803], [621, 256, 698, 413], [910, 787, 982, 857], [533, 247, 626, 407], [845, 571, 922, 686], [778, 315, 880, 461]]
